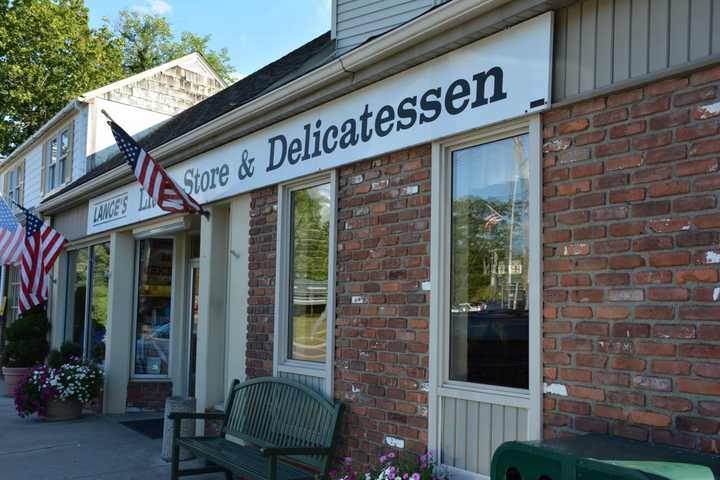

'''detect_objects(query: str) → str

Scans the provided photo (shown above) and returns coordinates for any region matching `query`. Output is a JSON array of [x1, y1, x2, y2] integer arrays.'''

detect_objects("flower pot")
[[2, 366, 31, 397], [43, 399, 82, 422]]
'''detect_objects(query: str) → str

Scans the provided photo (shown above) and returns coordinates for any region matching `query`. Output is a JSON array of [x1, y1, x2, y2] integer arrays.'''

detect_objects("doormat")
[[120, 418, 164, 439]]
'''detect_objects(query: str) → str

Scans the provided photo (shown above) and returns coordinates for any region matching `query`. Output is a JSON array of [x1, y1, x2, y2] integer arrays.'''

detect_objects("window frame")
[[130, 236, 176, 380], [273, 171, 337, 394], [5, 265, 21, 324], [44, 126, 71, 195], [64, 242, 111, 365], [428, 116, 543, 445], [6, 164, 22, 205]]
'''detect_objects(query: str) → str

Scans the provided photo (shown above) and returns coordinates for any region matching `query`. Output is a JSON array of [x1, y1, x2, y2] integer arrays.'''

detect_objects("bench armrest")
[[167, 412, 226, 421], [260, 446, 332, 457]]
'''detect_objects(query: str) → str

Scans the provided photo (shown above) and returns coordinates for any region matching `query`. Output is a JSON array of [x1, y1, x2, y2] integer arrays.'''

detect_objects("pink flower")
[[411, 473, 421, 480]]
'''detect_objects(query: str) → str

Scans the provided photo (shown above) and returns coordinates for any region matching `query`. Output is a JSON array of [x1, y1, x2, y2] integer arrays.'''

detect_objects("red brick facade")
[[126, 381, 173, 411], [245, 146, 431, 465], [334, 145, 431, 464], [247, 186, 278, 379], [542, 65, 720, 452]]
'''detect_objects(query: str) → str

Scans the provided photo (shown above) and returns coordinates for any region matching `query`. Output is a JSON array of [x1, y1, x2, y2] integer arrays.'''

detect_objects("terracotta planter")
[[43, 399, 82, 422], [1, 366, 31, 397]]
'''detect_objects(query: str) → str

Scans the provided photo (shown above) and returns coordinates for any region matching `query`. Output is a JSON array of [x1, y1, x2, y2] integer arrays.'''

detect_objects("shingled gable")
[[44, 31, 335, 202], [3, 52, 224, 170]]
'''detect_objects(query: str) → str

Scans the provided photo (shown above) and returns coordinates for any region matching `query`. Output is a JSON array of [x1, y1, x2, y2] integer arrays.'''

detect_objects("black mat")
[[120, 418, 164, 439]]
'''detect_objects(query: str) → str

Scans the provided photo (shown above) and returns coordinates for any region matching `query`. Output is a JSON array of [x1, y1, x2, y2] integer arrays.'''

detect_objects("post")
[[195, 204, 230, 430], [104, 231, 135, 414]]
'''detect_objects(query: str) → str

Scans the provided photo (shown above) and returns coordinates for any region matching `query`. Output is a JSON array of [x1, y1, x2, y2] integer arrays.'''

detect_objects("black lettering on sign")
[[92, 193, 129, 226], [262, 66, 510, 173]]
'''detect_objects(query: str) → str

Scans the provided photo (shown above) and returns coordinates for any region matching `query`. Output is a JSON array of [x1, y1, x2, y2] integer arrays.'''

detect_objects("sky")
[[84, 0, 332, 79]]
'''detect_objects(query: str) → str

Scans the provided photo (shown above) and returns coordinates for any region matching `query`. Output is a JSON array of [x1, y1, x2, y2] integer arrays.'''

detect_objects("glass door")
[[187, 259, 200, 397]]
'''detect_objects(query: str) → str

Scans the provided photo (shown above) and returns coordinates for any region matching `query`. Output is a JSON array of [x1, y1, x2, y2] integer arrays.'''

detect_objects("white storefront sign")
[[87, 13, 552, 234]]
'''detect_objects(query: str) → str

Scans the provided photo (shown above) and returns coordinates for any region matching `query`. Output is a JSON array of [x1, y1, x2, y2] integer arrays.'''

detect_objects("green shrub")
[[47, 341, 83, 368], [1, 306, 50, 368]]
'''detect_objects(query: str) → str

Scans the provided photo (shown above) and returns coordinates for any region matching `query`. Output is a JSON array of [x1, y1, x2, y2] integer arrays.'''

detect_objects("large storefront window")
[[288, 183, 331, 362], [134, 238, 173, 376], [66, 243, 110, 365], [450, 134, 530, 389]]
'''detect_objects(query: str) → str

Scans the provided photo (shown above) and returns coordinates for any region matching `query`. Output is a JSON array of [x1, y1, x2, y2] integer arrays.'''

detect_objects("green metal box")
[[491, 434, 720, 480]]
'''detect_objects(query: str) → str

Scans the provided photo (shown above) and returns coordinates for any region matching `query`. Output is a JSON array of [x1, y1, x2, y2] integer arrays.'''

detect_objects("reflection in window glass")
[[450, 134, 530, 389], [6, 266, 20, 324], [69, 249, 89, 346], [89, 243, 110, 366], [289, 183, 330, 362], [134, 238, 173, 375]]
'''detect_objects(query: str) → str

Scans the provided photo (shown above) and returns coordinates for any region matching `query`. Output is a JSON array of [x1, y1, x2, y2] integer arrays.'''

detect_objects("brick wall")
[[335, 145, 431, 465], [244, 146, 431, 466], [542, 65, 720, 452], [126, 381, 172, 411], [246, 186, 278, 379]]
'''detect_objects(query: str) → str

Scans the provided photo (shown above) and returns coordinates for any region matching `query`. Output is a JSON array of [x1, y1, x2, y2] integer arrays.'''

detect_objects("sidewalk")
[[0, 378, 223, 479]]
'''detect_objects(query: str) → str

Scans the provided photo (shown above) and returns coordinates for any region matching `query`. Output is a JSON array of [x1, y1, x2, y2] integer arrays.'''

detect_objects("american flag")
[[484, 211, 504, 230], [107, 116, 207, 217], [0, 196, 24, 265], [19, 207, 66, 313]]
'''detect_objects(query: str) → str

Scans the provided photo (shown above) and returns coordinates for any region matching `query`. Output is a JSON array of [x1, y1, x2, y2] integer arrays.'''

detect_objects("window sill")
[[129, 376, 172, 382]]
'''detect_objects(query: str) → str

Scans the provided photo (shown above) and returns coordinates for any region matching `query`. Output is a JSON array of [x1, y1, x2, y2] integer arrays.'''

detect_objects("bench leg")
[[170, 432, 180, 480]]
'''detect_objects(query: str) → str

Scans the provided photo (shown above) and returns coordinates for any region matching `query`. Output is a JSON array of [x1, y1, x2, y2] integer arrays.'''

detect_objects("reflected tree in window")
[[289, 184, 331, 362], [450, 135, 530, 389]]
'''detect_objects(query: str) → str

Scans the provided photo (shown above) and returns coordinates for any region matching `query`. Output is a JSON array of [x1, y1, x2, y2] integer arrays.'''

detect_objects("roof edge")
[[2, 100, 82, 168], [40, 0, 518, 214]]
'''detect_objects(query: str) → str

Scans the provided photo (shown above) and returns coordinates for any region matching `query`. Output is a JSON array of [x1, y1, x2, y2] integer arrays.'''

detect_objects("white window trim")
[[7, 164, 22, 205], [45, 127, 70, 195], [428, 115, 543, 459], [273, 171, 337, 396], [130, 237, 176, 380]]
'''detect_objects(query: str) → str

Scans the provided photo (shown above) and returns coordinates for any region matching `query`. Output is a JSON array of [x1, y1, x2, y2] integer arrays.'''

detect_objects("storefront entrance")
[[186, 259, 200, 397]]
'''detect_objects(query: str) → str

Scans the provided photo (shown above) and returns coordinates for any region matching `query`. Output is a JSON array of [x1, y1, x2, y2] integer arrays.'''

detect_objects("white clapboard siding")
[[334, 0, 445, 53]]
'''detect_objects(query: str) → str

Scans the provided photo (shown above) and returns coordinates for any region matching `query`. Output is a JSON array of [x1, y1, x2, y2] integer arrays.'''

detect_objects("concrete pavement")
[[0, 378, 224, 479]]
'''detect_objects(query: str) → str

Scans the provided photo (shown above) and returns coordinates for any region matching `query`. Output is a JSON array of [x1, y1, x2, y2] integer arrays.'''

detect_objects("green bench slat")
[[178, 437, 315, 480], [171, 377, 343, 480]]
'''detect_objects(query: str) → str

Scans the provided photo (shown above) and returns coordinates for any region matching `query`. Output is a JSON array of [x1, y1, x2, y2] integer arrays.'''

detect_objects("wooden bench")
[[168, 377, 343, 480]]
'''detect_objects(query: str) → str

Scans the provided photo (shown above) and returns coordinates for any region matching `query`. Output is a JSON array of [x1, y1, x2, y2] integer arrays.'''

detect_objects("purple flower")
[[411, 474, 421, 480]]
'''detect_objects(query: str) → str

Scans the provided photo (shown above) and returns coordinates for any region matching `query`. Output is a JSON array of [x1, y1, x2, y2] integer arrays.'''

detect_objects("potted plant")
[[47, 342, 82, 368], [14, 357, 103, 421], [1, 306, 50, 396]]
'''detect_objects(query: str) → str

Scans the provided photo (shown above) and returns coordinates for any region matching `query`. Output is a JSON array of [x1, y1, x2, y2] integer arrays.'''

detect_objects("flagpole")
[[100, 109, 116, 124], [102, 109, 211, 220]]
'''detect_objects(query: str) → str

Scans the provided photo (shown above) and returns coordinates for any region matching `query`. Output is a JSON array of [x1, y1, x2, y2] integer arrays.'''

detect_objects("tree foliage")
[[451, 196, 528, 306], [112, 10, 235, 83], [0, 0, 124, 156], [291, 188, 330, 283], [0, 1, 235, 156]]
